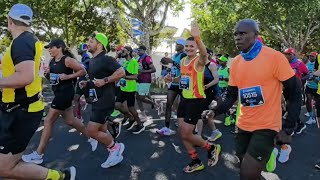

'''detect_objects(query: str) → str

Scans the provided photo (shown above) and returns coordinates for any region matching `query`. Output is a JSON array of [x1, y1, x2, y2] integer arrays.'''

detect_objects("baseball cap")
[[44, 39, 66, 49], [78, 43, 88, 51], [8, 4, 33, 26], [309, 52, 318, 57], [176, 39, 186, 46], [138, 45, 147, 51], [90, 32, 108, 50], [283, 48, 296, 55], [219, 56, 228, 62]]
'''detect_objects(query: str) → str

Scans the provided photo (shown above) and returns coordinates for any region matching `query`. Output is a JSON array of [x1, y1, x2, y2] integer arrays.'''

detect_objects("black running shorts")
[[177, 98, 206, 125], [0, 108, 43, 154]]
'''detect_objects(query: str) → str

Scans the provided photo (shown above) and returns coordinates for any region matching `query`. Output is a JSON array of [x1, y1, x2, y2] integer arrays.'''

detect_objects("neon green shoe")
[[111, 110, 121, 117], [266, 148, 279, 172], [224, 116, 231, 126]]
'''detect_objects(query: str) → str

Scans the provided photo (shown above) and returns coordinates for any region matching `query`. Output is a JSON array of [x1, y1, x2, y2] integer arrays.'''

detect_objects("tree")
[[107, 0, 183, 53], [0, 0, 128, 47], [191, 0, 320, 55]]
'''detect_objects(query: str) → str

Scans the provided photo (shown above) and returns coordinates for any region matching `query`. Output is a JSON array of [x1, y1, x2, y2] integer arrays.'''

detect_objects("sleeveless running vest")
[[49, 56, 74, 92], [180, 56, 205, 99], [1, 39, 44, 112]]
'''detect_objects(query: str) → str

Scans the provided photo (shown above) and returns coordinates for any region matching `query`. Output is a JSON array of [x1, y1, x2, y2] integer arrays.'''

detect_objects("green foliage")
[[191, 0, 320, 55]]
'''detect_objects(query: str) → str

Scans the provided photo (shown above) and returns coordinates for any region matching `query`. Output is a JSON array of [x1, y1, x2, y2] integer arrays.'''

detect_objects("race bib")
[[239, 86, 265, 107], [49, 73, 59, 85], [119, 79, 127, 87], [89, 88, 98, 102], [179, 76, 191, 90], [38, 57, 45, 77]]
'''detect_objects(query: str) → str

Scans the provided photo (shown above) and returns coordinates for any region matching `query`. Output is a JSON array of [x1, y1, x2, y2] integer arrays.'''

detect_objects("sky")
[[166, 1, 192, 37]]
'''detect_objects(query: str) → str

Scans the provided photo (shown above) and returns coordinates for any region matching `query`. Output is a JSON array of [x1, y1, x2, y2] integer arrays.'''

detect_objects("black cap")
[[206, 48, 214, 56], [44, 39, 66, 49], [138, 45, 146, 51]]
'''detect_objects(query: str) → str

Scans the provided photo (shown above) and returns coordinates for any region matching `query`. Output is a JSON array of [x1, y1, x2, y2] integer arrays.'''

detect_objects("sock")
[[107, 141, 118, 151], [188, 150, 199, 160], [202, 141, 211, 151], [45, 169, 64, 180], [165, 121, 170, 128]]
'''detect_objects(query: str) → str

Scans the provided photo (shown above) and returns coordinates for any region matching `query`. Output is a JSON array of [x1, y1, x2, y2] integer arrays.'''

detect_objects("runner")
[[165, 22, 221, 173], [136, 45, 158, 119], [22, 39, 98, 164], [196, 49, 221, 141], [305, 52, 318, 124], [0, 4, 75, 179], [73, 43, 90, 121], [283, 47, 308, 134], [157, 39, 187, 136], [202, 19, 299, 179], [115, 46, 145, 134], [80, 32, 126, 168]]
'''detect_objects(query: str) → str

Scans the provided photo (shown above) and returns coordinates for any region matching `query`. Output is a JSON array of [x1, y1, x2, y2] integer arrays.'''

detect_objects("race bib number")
[[119, 79, 127, 87], [89, 88, 98, 102], [179, 76, 191, 90], [239, 86, 265, 107], [49, 73, 59, 85]]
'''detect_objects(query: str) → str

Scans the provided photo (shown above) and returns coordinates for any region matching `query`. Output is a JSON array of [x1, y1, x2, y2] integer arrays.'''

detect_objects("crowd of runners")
[[0, 3, 319, 180]]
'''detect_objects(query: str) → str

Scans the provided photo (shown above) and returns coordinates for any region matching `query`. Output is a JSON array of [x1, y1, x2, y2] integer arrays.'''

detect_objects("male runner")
[[0, 4, 75, 179], [165, 22, 221, 173], [157, 39, 187, 136], [81, 32, 126, 168], [202, 19, 300, 180]]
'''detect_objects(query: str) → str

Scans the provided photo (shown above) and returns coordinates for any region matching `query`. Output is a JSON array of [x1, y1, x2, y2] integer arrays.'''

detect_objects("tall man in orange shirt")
[[203, 19, 300, 179]]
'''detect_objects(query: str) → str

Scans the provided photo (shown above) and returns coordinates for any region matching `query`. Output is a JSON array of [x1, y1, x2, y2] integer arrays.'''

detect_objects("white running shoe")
[[156, 127, 171, 136], [22, 151, 44, 164], [101, 143, 125, 168], [304, 112, 310, 117], [278, 144, 292, 163], [88, 138, 98, 152], [208, 129, 222, 142], [306, 117, 316, 125]]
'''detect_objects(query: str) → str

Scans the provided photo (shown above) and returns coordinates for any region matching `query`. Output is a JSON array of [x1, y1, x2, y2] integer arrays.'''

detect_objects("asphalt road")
[[15, 93, 320, 180]]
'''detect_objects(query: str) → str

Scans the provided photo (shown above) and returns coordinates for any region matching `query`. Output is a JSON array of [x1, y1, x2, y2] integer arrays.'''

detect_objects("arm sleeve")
[[11, 37, 35, 65], [214, 86, 238, 115], [282, 76, 302, 133]]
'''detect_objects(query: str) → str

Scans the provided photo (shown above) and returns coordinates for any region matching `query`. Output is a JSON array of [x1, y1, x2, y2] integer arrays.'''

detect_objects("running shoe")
[[88, 138, 98, 152], [266, 148, 279, 172], [22, 151, 44, 164], [124, 120, 136, 130], [110, 122, 122, 139], [111, 110, 121, 117], [183, 159, 205, 173], [208, 129, 222, 142], [278, 144, 291, 163], [101, 143, 125, 168], [156, 127, 172, 136], [304, 112, 310, 117], [295, 123, 306, 135], [63, 166, 76, 180], [224, 116, 232, 126], [306, 117, 316, 125], [132, 125, 146, 134], [315, 160, 320, 170], [208, 144, 221, 167]]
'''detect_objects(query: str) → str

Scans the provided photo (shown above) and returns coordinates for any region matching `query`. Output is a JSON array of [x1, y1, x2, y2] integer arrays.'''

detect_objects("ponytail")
[[63, 47, 75, 58]]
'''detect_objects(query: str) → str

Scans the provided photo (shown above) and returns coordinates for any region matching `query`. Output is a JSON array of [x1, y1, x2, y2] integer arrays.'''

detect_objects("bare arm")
[[0, 61, 35, 88], [65, 57, 86, 79], [190, 22, 207, 67], [106, 67, 126, 83], [125, 74, 138, 80]]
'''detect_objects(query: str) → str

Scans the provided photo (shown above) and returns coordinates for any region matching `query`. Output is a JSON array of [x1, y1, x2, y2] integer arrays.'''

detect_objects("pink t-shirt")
[[290, 58, 308, 80], [138, 55, 153, 83]]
